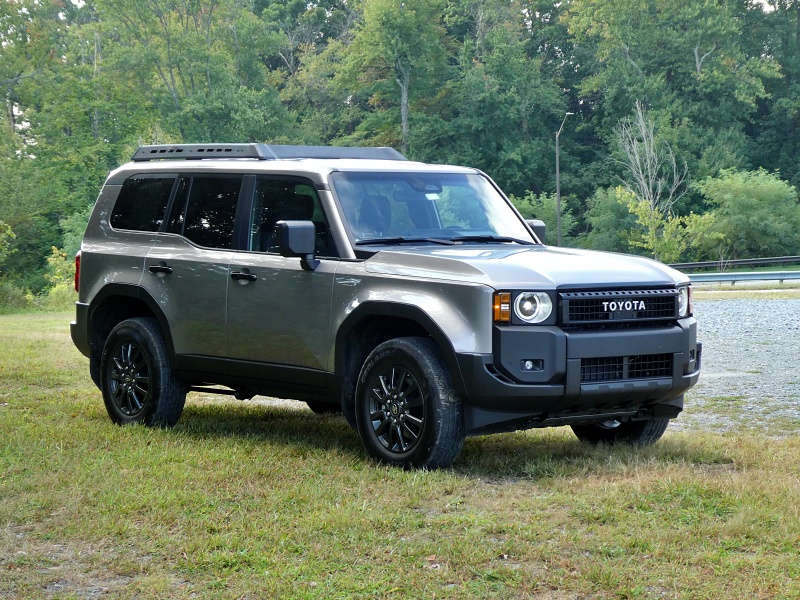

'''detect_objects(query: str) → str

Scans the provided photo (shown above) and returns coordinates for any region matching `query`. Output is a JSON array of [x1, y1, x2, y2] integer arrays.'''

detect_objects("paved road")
[[674, 297, 800, 434]]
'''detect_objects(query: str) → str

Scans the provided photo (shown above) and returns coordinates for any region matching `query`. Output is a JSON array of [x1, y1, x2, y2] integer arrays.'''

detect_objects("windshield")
[[329, 171, 536, 245]]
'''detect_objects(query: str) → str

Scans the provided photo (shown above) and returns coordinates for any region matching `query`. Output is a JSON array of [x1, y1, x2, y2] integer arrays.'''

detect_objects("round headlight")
[[677, 287, 689, 317], [514, 292, 553, 324]]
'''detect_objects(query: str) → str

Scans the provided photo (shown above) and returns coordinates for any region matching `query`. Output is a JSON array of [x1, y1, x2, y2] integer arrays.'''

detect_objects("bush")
[[579, 187, 637, 253], [0, 280, 30, 313], [39, 282, 77, 311], [696, 169, 800, 259]]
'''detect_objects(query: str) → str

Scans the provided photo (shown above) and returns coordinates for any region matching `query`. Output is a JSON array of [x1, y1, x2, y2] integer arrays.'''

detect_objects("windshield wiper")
[[355, 236, 455, 246], [449, 235, 535, 245]]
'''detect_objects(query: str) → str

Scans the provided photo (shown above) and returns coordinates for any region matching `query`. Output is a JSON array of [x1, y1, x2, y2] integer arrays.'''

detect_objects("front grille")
[[561, 289, 677, 325], [580, 353, 673, 382]]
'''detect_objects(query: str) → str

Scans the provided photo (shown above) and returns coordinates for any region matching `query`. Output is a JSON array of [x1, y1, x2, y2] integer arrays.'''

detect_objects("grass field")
[[1, 311, 799, 599]]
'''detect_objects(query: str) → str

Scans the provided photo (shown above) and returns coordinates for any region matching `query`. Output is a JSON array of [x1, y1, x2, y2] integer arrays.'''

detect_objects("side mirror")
[[275, 220, 319, 271], [526, 219, 546, 244]]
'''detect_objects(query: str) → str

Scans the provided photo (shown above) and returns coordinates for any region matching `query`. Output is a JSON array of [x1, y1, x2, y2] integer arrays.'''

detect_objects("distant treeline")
[[2, 0, 800, 294]]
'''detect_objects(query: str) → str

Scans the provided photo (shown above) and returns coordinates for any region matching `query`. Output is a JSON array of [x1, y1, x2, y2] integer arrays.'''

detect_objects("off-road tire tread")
[[100, 317, 186, 427], [571, 417, 670, 446]]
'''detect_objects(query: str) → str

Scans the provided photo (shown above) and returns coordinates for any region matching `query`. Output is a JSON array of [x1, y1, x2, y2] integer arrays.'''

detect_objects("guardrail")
[[688, 271, 800, 284], [670, 256, 800, 270]]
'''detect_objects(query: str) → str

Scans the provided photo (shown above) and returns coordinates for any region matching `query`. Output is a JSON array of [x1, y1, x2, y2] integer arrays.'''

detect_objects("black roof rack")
[[131, 143, 407, 162]]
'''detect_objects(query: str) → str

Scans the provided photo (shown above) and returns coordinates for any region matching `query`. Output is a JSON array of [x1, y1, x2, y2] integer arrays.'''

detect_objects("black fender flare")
[[333, 301, 469, 401], [87, 283, 177, 360]]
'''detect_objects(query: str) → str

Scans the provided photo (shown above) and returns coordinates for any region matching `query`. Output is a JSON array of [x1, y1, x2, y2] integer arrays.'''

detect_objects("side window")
[[110, 175, 176, 232], [249, 178, 337, 257], [181, 176, 243, 249]]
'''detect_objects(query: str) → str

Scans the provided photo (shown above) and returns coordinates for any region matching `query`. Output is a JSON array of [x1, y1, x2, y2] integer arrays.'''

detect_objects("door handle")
[[230, 269, 257, 282], [148, 262, 173, 275]]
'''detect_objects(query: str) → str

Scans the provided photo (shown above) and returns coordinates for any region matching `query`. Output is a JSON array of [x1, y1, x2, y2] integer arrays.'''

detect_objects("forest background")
[[2, 0, 800, 307]]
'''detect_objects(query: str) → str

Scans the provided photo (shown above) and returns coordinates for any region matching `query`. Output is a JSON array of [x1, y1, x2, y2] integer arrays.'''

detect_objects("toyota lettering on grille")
[[603, 300, 646, 312]]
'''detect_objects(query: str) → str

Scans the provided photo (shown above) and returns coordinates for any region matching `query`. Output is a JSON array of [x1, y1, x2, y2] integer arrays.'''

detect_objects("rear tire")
[[571, 417, 670, 446], [100, 318, 186, 427], [355, 337, 464, 469]]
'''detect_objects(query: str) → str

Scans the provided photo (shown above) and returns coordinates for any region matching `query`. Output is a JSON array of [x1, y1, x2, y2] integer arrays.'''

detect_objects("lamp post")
[[555, 111, 574, 247]]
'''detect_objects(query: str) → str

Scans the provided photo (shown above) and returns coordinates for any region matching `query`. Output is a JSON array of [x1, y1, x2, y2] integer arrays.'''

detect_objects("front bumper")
[[455, 319, 701, 435]]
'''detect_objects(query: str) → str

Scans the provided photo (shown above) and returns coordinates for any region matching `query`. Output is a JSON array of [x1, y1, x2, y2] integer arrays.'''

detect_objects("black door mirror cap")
[[275, 220, 319, 271]]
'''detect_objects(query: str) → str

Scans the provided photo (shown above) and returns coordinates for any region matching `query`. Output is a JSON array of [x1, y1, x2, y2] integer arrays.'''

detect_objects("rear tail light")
[[74, 251, 81, 292]]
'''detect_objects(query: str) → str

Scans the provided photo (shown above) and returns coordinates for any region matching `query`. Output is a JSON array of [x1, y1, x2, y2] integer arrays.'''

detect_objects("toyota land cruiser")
[[71, 143, 701, 468]]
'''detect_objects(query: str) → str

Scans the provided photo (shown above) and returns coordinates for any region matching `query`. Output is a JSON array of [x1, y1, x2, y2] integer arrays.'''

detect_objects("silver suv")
[[71, 144, 701, 468]]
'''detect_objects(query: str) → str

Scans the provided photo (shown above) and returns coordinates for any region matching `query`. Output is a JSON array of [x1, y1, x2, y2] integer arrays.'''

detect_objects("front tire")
[[355, 337, 464, 469], [100, 318, 186, 427], [571, 417, 670, 446]]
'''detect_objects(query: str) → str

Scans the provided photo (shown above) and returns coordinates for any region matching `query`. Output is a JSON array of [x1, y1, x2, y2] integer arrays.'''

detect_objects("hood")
[[363, 245, 688, 289]]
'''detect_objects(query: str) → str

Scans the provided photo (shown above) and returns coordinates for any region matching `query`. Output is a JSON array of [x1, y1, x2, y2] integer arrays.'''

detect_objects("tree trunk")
[[396, 59, 410, 156]]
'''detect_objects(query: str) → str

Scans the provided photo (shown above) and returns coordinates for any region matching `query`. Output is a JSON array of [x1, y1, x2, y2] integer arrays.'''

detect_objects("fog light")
[[521, 359, 544, 372]]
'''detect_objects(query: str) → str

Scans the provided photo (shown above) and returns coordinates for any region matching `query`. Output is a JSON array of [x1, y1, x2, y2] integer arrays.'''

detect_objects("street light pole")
[[555, 111, 574, 247]]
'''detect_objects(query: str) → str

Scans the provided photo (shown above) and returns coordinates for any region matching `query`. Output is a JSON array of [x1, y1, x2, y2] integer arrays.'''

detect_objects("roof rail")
[[131, 144, 407, 162]]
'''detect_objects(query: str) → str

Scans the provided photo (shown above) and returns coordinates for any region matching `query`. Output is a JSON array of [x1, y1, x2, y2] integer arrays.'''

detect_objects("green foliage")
[[696, 169, 800, 259], [419, 10, 564, 197], [0, 280, 29, 313], [59, 206, 93, 260], [0, 220, 14, 273], [510, 191, 577, 246], [580, 187, 637, 253], [338, 0, 449, 154], [44, 246, 75, 288], [1, 0, 800, 278], [565, 0, 780, 156], [626, 187, 717, 263]]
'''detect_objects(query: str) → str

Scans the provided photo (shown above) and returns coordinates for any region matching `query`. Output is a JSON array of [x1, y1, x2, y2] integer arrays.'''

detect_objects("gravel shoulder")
[[674, 296, 800, 435]]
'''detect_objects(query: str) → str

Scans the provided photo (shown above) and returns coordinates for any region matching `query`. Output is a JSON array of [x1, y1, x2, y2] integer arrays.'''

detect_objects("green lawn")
[[1, 312, 799, 599]]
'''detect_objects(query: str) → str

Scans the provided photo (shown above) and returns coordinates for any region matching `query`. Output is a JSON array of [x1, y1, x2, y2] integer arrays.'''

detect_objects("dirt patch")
[[1, 526, 191, 599]]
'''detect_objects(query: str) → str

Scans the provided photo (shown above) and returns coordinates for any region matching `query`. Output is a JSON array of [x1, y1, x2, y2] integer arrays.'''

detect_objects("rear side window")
[[182, 176, 244, 249], [110, 175, 176, 232]]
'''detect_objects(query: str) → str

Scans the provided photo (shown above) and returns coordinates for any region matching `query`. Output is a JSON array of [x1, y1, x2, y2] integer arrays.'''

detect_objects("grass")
[[2, 312, 800, 599]]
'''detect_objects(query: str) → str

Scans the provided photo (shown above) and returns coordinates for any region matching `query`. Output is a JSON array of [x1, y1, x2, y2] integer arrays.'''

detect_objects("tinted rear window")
[[110, 176, 175, 232], [182, 176, 243, 249]]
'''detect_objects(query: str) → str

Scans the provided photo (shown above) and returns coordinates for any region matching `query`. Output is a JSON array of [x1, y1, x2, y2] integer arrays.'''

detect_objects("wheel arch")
[[334, 302, 468, 422], [87, 284, 175, 362]]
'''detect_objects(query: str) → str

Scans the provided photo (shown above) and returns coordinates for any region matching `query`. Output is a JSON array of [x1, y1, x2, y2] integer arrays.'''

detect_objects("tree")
[[0, 221, 14, 274], [696, 168, 800, 259], [511, 191, 577, 245], [565, 0, 780, 183], [94, 0, 291, 142], [625, 188, 715, 262], [750, 1, 800, 187], [0, 0, 64, 139], [580, 187, 637, 253], [339, 0, 449, 155], [615, 100, 688, 216], [413, 0, 566, 196]]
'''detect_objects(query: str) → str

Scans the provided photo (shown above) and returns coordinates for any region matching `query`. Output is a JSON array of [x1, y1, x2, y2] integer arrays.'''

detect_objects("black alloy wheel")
[[366, 364, 426, 455], [107, 339, 151, 418], [355, 337, 464, 469]]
